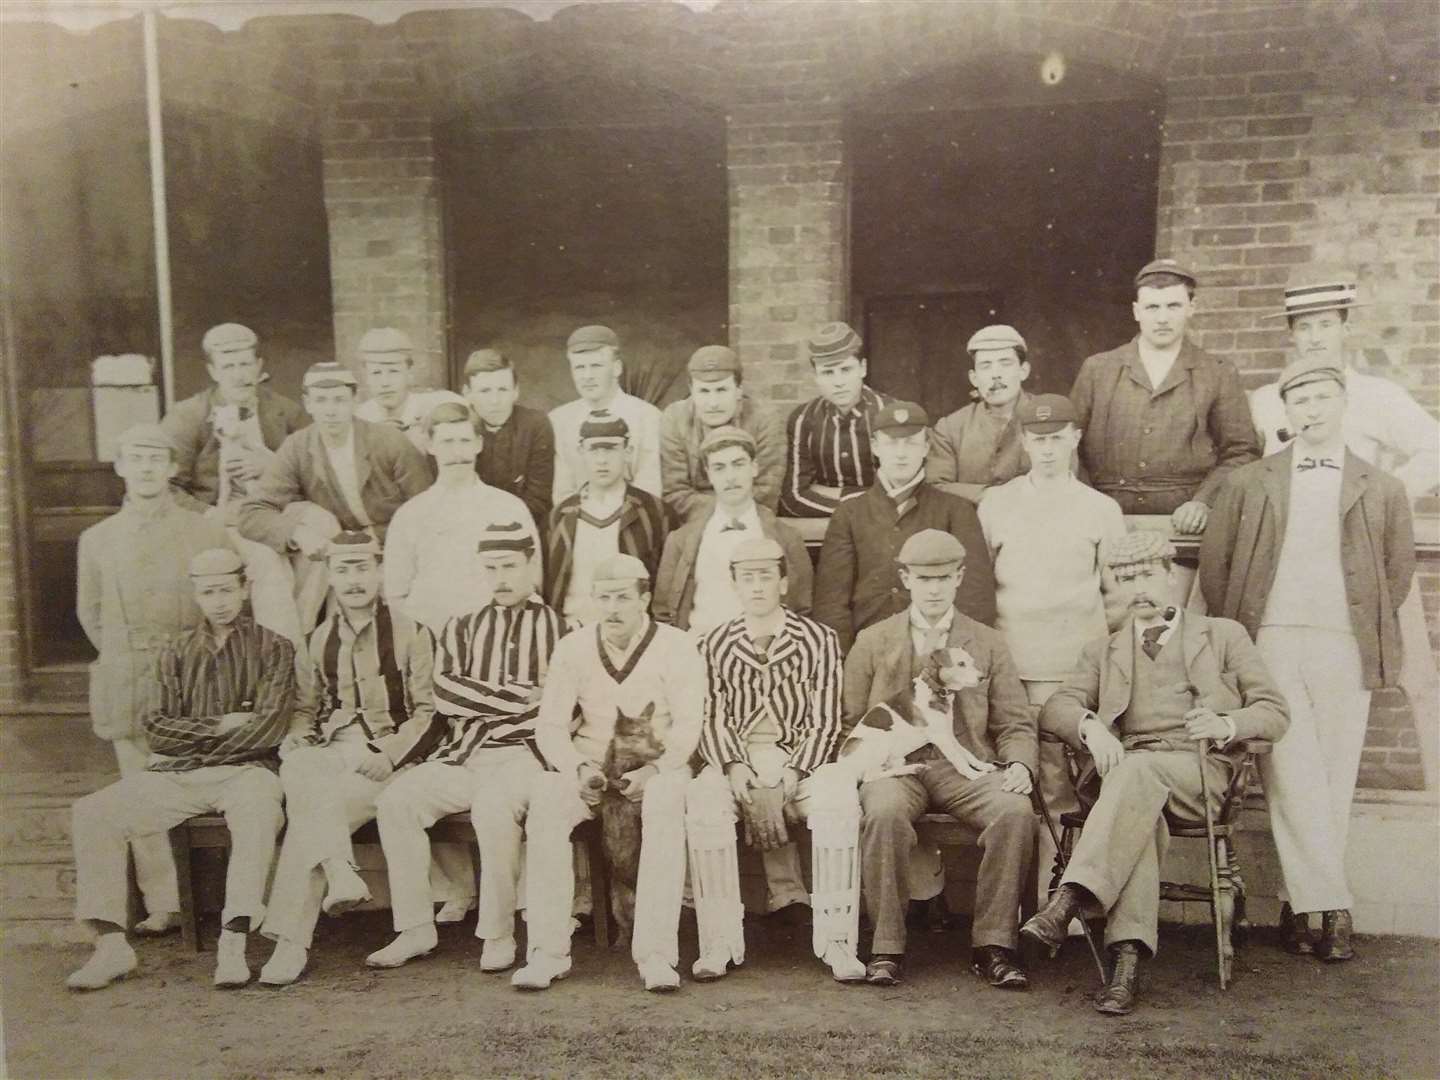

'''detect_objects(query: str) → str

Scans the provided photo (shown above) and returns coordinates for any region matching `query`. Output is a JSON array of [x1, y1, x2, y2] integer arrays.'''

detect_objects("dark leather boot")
[[1315, 909, 1355, 962], [972, 946, 1029, 990], [1279, 902, 1314, 955], [1020, 883, 1085, 953], [1093, 941, 1142, 1015]]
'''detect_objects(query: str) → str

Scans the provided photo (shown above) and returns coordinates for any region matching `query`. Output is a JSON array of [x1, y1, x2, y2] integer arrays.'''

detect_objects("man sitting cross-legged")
[[1022, 531, 1288, 1015], [68, 548, 294, 991], [258, 532, 447, 986], [843, 529, 1036, 990], [367, 522, 563, 973], [683, 537, 865, 984], [511, 555, 704, 993]]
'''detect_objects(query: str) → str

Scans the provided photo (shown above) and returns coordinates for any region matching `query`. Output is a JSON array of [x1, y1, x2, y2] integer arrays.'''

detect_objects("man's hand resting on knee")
[[1079, 716, 1125, 777]]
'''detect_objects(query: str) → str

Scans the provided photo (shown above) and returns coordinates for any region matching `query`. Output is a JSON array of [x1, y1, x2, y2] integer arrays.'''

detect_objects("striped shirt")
[[142, 613, 294, 772], [698, 608, 843, 776], [430, 596, 563, 764], [779, 385, 891, 517], [306, 600, 433, 748]]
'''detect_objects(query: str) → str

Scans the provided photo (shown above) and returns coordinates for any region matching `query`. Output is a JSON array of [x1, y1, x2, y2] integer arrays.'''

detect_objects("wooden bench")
[[171, 814, 610, 952]]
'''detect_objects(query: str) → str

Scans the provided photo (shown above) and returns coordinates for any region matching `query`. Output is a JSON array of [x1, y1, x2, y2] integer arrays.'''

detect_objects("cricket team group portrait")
[[62, 255, 1431, 1025]]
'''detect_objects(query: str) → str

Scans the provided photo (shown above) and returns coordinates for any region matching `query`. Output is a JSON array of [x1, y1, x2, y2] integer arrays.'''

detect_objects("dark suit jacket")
[[476, 404, 554, 530], [652, 505, 812, 629], [1041, 612, 1289, 751], [1199, 447, 1414, 689], [842, 609, 1036, 772], [813, 481, 995, 653], [237, 419, 431, 551], [162, 384, 308, 510]]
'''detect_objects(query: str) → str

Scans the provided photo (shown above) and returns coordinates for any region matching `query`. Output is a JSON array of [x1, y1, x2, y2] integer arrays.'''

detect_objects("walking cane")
[[1195, 735, 1228, 989], [1029, 781, 1107, 984]]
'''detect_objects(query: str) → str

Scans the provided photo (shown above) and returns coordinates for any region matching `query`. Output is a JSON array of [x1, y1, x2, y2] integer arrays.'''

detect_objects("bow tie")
[[1296, 456, 1339, 472], [720, 519, 747, 533]]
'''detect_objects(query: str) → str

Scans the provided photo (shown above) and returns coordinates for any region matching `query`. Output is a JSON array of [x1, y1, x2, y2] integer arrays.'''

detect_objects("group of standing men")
[[67, 258, 1430, 1016]]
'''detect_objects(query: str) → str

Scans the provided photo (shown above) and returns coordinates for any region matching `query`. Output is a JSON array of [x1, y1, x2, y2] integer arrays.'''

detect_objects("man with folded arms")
[[367, 522, 562, 974], [68, 548, 294, 991], [258, 532, 452, 986], [1024, 531, 1288, 1014]]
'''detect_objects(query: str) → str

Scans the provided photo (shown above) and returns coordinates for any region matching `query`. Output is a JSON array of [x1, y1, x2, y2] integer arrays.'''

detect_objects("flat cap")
[[1264, 264, 1365, 321], [1135, 258, 1197, 290], [578, 411, 629, 442], [464, 348, 510, 377], [567, 325, 619, 354], [303, 361, 358, 390], [325, 530, 381, 561], [1017, 393, 1078, 433], [357, 327, 413, 361], [687, 345, 740, 382], [116, 422, 176, 455], [1104, 530, 1175, 571], [896, 528, 966, 568], [966, 324, 1026, 356], [873, 400, 929, 437], [477, 520, 535, 556], [699, 424, 756, 458], [729, 537, 786, 569], [202, 323, 258, 355], [1277, 355, 1346, 398], [592, 553, 650, 586], [808, 321, 863, 364], [188, 547, 245, 578]]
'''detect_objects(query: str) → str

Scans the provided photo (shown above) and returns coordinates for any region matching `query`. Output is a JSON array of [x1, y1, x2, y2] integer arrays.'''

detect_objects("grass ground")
[[4, 910, 1436, 1079]]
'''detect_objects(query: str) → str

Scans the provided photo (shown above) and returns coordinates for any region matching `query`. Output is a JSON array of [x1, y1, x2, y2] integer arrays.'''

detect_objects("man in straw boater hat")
[[1201, 354, 1414, 963], [366, 521, 564, 976], [76, 422, 236, 941], [660, 345, 786, 524], [257, 531, 467, 985], [1070, 258, 1260, 536], [1024, 530, 1288, 1015], [514, 554, 703, 993], [927, 324, 1078, 503], [1248, 265, 1439, 793], [779, 321, 894, 518], [683, 536, 865, 984], [842, 529, 1036, 991], [352, 326, 466, 455], [68, 547, 295, 991]]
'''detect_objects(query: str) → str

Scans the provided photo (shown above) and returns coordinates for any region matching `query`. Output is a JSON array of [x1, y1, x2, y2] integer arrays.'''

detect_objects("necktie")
[[1141, 624, 1166, 661], [721, 518, 747, 533], [1296, 456, 1339, 472]]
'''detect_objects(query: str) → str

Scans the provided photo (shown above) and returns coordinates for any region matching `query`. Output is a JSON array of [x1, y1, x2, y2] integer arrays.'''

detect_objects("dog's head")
[[919, 646, 982, 697], [211, 403, 252, 440]]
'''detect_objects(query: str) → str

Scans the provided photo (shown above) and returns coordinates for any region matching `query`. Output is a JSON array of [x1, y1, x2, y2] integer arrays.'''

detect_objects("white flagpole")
[[142, 7, 175, 410]]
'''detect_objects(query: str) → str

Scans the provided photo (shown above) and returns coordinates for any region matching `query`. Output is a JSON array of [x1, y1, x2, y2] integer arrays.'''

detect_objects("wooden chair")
[[916, 813, 1040, 924], [1048, 736, 1270, 988], [171, 814, 610, 951]]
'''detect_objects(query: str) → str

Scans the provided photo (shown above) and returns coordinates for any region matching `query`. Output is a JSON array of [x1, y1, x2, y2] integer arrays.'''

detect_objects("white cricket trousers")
[[111, 736, 180, 919], [1257, 626, 1371, 914]]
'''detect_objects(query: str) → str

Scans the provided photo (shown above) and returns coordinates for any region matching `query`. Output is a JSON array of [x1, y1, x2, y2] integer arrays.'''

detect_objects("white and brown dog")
[[837, 646, 996, 784]]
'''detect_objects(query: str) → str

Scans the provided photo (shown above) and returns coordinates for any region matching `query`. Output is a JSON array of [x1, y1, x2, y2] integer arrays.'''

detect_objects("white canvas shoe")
[[480, 936, 516, 973], [690, 953, 730, 981], [510, 952, 571, 990], [258, 941, 308, 987], [213, 930, 251, 988], [66, 935, 137, 991], [132, 911, 180, 937], [638, 955, 680, 992], [365, 926, 438, 969], [823, 943, 866, 983], [435, 898, 476, 925], [321, 864, 372, 917]]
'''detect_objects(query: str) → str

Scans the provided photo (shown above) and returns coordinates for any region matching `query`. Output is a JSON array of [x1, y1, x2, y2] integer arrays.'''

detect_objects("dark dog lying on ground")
[[592, 702, 664, 946]]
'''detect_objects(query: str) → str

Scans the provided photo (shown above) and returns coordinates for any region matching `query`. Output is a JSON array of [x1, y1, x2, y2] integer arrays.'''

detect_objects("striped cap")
[[325, 530, 381, 562], [303, 361, 358, 389], [1264, 266, 1364, 320], [578, 410, 629, 442], [477, 521, 535, 556], [1103, 530, 1175, 571], [808, 321, 862, 364]]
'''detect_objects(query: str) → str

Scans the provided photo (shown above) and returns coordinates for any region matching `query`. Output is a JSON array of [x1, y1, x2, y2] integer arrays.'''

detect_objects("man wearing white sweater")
[[511, 554, 703, 993]]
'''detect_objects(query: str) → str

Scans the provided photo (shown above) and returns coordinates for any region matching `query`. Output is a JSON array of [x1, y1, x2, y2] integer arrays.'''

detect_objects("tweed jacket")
[[1072, 336, 1259, 512], [1199, 447, 1414, 689], [1041, 612, 1290, 753], [476, 403, 555, 530], [162, 384, 308, 511], [659, 394, 786, 523], [237, 419, 431, 552], [841, 609, 1036, 772], [543, 484, 669, 615], [813, 480, 996, 653], [652, 504, 813, 629]]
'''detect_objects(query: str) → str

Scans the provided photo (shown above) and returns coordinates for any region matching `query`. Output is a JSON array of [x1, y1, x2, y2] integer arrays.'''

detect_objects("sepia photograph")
[[0, 0, 1436, 1076]]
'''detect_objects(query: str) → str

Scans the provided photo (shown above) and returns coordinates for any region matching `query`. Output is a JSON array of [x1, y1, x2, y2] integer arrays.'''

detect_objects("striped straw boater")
[[1265, 265, 1365, 320]]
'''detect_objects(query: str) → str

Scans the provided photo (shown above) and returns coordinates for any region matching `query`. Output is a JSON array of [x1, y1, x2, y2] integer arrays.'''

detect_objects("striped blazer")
[[698, 608, 843, 777], [779, 385, 892, 518], [298, 600, 438, 767], [429, 595, 564, 764], [544, 485, 669, 615]]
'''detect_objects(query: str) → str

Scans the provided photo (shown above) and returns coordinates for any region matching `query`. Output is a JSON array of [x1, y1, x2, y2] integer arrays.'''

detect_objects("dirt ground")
[[4, 911, 1438, 1079]]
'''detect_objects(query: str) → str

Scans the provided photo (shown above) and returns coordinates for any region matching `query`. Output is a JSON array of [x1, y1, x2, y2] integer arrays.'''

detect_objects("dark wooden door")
[[863, 291, 1001, 418]]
